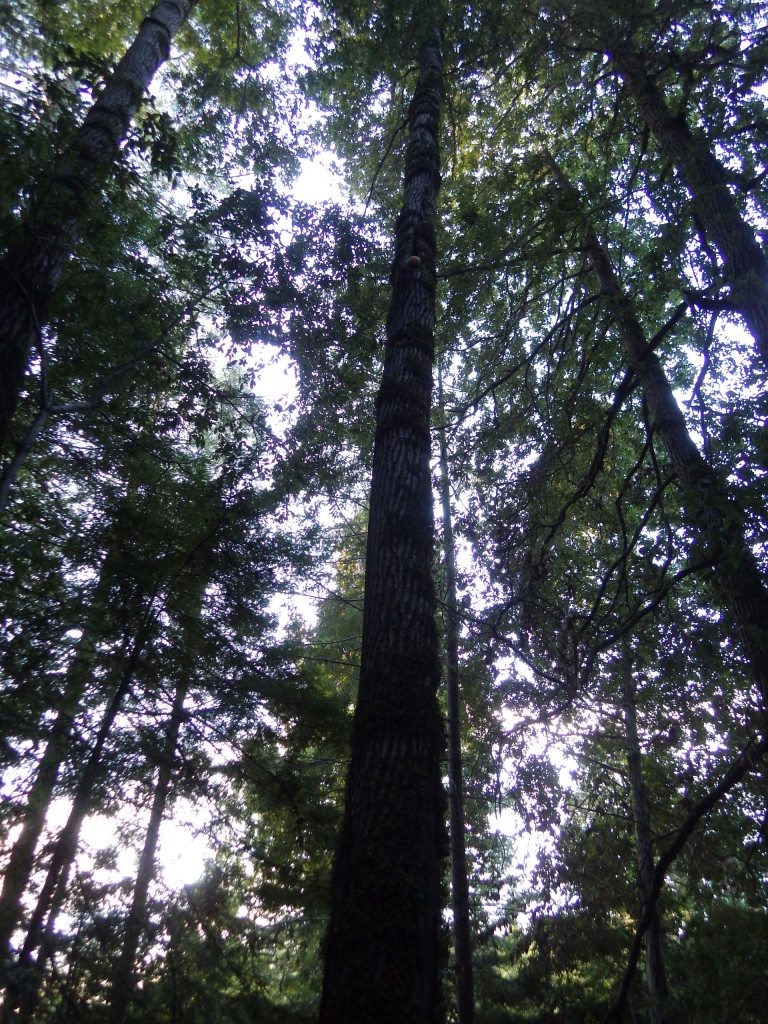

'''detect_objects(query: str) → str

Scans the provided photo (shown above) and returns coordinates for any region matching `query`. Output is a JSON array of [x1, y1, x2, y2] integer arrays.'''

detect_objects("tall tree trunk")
[[609, 43, 768, 371], [110, 676, 188, 1022], [319, 33, 446, 1024], [2, 626, 149, 1021], [620, 653, 667, 1024], [546, 156, 768, 719], [0, 567, 112, 965], [0, 0, 193, 446], [437, 365, 476, 1024]]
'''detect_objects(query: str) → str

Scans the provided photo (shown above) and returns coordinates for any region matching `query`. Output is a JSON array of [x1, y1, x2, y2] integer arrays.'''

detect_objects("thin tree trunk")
[[620, 654, 667, 1024], [437, 364, 476, 1024], [0, 567, 112, 966], [3, 626, 148, 1021], [320, 32, 446, 1024], [606, 736, 768, 1023], [0, 0, 192, 445], [546, 156, 768, 718], [610, 44, 768, 370], [110, 676, 188, 1022]]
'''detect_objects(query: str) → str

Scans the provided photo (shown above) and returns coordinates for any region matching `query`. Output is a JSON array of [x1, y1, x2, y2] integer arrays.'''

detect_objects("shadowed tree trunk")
[[110, 675, 188, 1022], [607, 735, 768, 1023], [0, 566, 112, 967], [608, 42, 768, 371], [319, 31, 446, 1024], [546, 156, 768, 719], [621, 653, 667, 1024], [2, 624, 150, 1022], [438, 364, 476, 1024], [0, 0, 193, 446]]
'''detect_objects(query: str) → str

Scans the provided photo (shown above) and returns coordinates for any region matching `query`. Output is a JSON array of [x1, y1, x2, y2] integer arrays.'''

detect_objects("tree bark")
[[546, 155, 768, 719], [610, 44, 768, 371], [110, 676, 187, 1022], [319, 33, 446, 1024], [438, 365, 476, 1024], [621, 655, 667, 1024], [0, 0, 193, 446]]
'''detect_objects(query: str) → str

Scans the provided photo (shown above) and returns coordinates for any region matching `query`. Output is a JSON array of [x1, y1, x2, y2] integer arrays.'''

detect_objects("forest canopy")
[[1, 1, 767, 1022]]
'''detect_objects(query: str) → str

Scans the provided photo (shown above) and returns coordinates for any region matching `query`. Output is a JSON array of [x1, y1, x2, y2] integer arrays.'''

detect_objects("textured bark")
[[611, 45, 768, 370], [319, 35, 446, 1024], [0, 0, 192, 445], [0, 569, 111, 966], [621, 660, 667, 1024], [546, 156, 768, 716], [438, 367, 476, 1024], [110, 677, 187, 1022]]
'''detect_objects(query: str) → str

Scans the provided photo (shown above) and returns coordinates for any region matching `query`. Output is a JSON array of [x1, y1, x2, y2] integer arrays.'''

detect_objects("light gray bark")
[[0, 0, 192, 445]]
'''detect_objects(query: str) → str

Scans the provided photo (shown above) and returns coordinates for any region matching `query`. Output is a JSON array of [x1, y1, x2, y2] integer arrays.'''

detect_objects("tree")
[[437, 364, 476, 1024], [544, 153, 768, 720], [319, 29, 447, 1024], [620, 653, 668, 1024], [0, 560, 113, 966], [108, 641, 193, 1021], [3, 0, 768, 1018], [0, 0, 193, 445], [601, 4, 768, 370]]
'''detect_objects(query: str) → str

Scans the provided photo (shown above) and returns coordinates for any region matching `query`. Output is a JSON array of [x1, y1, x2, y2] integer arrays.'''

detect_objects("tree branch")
[[605, 738, 768, 1023]]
